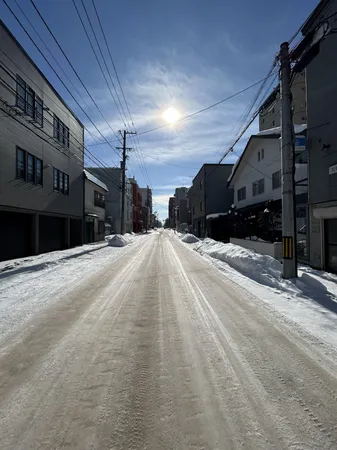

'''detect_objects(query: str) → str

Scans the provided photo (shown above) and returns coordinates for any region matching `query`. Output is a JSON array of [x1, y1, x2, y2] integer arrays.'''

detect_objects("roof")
[[0, 19, 84, 128], [301, 0, 331, 34], [192, 163, 234, 184], [84, 169, 108, 191], [227, 124, 308, 186]]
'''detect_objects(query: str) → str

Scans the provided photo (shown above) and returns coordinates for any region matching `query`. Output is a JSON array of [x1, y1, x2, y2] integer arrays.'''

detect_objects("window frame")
[[16, 147, 26, 180], [26, 86, 35, 119], [27, 153, 35, 183], [54, 114, 69, 147], [94, 190, 105, 208], [237, 186, 246, 202], [272, 170, 281, 190], [53, 167, 59, 191], [35, 158, 43, 185], [35, 95, 43, 126], [252, 178, 265, 196], [64, 173, 69, 195]]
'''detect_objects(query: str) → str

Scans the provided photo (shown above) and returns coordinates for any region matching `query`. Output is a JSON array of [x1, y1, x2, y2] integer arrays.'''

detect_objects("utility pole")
[[117, 130, 136, 235], [146, 186, 149, 233], [280, 42, 297, 278]]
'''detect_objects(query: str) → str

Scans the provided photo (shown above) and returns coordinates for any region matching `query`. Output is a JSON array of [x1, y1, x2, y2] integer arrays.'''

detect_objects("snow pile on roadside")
[[181, 234, 199, 244], [195, 239, 283, 289], [108, 234, 132, 247]]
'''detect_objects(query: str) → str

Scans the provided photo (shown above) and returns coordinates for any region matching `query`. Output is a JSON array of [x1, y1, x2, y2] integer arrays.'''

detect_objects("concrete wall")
[[231, 137, 307, 210], [230, 238, 282, 261], [84, 180, 106, 222], [85, 167, 122, 233], [259, 72, 306, 131], [303, 0, 337, 270], [0, 21, 84, 218]]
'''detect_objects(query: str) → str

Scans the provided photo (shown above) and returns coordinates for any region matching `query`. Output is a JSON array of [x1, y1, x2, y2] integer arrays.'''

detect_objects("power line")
[[24, 0, 122, 147], [88, 71, 278, 148]]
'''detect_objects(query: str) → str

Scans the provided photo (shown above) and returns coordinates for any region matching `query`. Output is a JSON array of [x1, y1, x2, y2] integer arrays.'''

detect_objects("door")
[[85, 221, 94, 244], [325, 219, 337, 273]]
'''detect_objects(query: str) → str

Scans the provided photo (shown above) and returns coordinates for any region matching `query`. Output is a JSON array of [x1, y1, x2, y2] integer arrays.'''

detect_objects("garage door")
[[325, 219, 337, 273]]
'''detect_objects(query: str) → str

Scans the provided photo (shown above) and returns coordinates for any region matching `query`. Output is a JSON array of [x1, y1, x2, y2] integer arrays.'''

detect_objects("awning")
[[313, 206, 337, 219], [86, 213, 99, 218]]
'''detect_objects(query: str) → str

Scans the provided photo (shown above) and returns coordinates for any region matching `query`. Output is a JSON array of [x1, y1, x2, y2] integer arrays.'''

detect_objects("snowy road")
[[1, 231, 337, 449]]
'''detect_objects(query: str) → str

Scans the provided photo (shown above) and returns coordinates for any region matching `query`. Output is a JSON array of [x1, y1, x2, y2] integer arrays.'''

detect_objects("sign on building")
[[329, 164, 337, 176], [295, 135, 306, 152]]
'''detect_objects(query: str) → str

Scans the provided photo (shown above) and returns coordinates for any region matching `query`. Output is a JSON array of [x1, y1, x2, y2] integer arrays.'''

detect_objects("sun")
[[162, 107, 181, 124]]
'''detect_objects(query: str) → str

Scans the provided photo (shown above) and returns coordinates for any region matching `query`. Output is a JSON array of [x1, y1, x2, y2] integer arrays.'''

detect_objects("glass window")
[[62, 125, 69, 147], [53, 168, 59, 191], [16, 76, 26, 110], [59, 171, 64, 193], [35, 96, 43, 126], [253, 178, 264, 196], [237, 186, 246, 201], [26, 87, 35, 118], [272, 170, 281, 189], [36, 158, 43, 185], [27, 153, 35, 183], [16, 148, 25, 180], [64, 174, 69, 195], [53, 116, 60, 139]]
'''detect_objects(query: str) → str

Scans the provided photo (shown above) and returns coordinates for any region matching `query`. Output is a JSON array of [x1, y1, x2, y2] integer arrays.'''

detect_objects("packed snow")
[[178, 237, 337, 348], [108, 234, 132, 247], [181, 234, 200, 243]]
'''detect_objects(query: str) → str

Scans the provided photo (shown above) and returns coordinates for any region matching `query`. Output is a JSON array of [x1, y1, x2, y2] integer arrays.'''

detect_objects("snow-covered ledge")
[[230, 238, 282, 261]]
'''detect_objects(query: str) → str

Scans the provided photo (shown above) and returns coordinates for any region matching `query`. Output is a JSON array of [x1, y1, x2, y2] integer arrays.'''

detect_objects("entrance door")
[[85, 221, 94, 244], [325, 219, 337, 273]]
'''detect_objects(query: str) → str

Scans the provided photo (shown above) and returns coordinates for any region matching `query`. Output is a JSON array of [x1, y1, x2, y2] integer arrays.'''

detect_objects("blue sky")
[[1, 0, 318, 219]]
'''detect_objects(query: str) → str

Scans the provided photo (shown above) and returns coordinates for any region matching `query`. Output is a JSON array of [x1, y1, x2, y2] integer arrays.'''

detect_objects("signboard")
[[329, 164, 337, 176], [295, 135, 306, 152]]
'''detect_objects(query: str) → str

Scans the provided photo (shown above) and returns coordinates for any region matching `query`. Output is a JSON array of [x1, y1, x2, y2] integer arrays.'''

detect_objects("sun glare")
[[162, 107, 181, 124]]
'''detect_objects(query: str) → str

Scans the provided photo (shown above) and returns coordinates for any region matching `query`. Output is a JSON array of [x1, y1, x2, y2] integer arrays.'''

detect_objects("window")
[[192, 206, 195, 215], [258, 152, 260, 162], [36, 158, 43, 185], [27, 153, 35, 183], [16, 76, 43, 125], [94, 190, 105, 208], [261, 148, 264, 160], [53, 168, 59, 191], [16, 76, 26, 110], [16, 148, 26, 180], [237, 186, 246, 202], [26, 87, 35, 118], [59, 171, 64, 193], [53, 168, 69, 194], [53, 115, 69, 147], [16, 148, 43, 185], [200, 200, 204, 212], [64, 173, 69, 195], [252, 178, 264, 196], [272, 120, 275, 127], [272, 170, 281, 189], [35, 96, 43, 126]]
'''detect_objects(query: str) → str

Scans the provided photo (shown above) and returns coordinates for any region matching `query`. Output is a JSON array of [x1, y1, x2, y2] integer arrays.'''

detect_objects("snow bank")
[[195, 239, 283, 289], [195, 239, 337, 301], [108, 234, 131, 247], [181, 234, 199, 244]]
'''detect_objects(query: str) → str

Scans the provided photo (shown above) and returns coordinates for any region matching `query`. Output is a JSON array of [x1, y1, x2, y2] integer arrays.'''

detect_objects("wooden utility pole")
[[117, 130, 136, 234]]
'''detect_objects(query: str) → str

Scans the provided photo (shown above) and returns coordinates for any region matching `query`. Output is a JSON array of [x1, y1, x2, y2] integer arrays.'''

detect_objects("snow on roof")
[[84, 169, 108, 191], [206, 213, 228, 220], [256, 123, 307, 136]]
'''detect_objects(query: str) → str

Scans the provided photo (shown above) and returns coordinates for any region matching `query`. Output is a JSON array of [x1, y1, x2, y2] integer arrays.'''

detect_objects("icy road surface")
[[0, 231, 337, 449]]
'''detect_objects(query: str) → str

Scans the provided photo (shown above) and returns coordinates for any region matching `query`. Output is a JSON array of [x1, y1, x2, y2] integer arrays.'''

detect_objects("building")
[[140, 187, 152, 230], [174, 187, 188, 230], [130, 177, 142, 233], [125, 179, 133, 233], [301, 0, 337, 272], [175, 187, 188, 203], [168, 197, 176, 228], [259, 72, 306, 131], [0, 20, 84, 262], [84, 170, 108, 243], [187, 164, 234, 238], [227, 126, 308, 251], [85, 167, 122, 234]]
